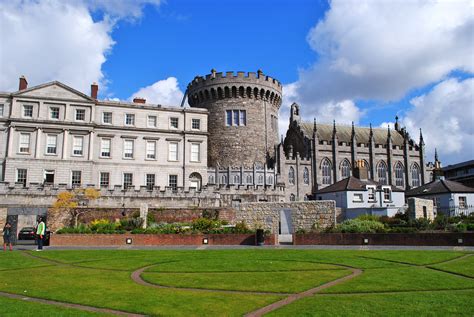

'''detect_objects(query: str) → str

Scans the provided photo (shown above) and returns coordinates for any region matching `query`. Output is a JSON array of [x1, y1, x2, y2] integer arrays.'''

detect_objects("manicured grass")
[[430, 255, 474, 277], [0, 249, 472, 316], [0, 265, 281, 316], [0, 296, 113, 316], [267, 289, 474, 316], [323, 266, 474, 293], [142, 269, 351, 293], [146, 258, 345, 272], [0, 251, 52, 271]]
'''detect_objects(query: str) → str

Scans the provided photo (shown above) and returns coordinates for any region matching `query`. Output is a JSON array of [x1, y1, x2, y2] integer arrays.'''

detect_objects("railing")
[[436, 205, 474, 217]]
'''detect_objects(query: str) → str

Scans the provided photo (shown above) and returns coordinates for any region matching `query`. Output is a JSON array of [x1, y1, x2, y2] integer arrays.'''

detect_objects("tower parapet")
[[187, 70, 282, 108], [187, 70, 282, 168]]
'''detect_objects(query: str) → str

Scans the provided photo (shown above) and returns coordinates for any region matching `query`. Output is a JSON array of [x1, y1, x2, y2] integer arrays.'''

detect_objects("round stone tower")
[[187, 69, 282, 168]]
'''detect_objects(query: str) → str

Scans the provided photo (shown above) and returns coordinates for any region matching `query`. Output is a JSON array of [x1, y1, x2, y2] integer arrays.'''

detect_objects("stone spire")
[[332, 120, 337, 136], [387, 124, 391, 140], [394, 115, 399, 131], [419, 128, 424, 146], [369, 123, 373, 139], [351, 121, 355, 137]]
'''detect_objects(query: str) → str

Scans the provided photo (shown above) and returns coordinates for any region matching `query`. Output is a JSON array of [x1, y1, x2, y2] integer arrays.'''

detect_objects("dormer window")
[[367, 186, 376, 202]]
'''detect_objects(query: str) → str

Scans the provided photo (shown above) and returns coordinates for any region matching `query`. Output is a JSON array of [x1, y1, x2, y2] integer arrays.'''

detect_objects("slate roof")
[[406, 179, 474, 196], [300, 122, 406, 146], [317, 176, 404, 194]]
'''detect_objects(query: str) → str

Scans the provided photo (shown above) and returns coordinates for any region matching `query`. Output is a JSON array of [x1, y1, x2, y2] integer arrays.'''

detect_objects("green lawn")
[[0, 249, 472, 316], [267, 289, 474, 316], [142, 269, 350, 293], [0, 296, 113, 317], [430, 255, 474, 278]]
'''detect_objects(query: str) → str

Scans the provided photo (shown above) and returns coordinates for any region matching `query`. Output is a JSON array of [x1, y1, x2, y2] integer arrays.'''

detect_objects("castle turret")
[[187, 70, 282, 168]]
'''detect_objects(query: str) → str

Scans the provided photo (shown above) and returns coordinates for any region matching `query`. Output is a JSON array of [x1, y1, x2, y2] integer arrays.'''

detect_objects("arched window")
[[221, 175, 227, 184], [377, 161, 387, 185], [258, 174, 264, 184], [411, 164, 420, 187], [267, 176, 274, 184], [246, 174, 253, 184], [322, 159, 332, 185], [290, 194, 296, 201], [233, 175, 240, 184], [395, 162, 404, 187], [341, 160, 351, 179], [288, 167, 295, 185], [208, 175, 215, 184], [303, 167, 309, 185]]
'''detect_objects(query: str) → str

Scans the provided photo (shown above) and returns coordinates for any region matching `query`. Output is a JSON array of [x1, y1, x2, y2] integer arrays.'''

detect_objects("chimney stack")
[[19, 76, 28, 90], [133, 97, 146, 104], [353, 160, 368, 180], [90, 82, 98, 99]]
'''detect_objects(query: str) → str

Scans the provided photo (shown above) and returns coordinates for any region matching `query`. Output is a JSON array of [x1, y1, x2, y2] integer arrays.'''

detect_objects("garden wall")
[[51, 233, 277, 246], [294, 233, 474, 246], [238, 201, 336, 233]]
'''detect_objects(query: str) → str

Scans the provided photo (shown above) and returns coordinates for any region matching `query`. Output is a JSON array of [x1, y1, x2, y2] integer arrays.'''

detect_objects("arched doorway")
[[189, 172, 202, 191]]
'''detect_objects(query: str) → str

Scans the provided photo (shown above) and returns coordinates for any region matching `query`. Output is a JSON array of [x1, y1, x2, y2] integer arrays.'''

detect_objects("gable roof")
[[299, 122, 408, 147], [406, 179, 474, 196], [12, 81, 94, 102], [317, 176, 404, 194]]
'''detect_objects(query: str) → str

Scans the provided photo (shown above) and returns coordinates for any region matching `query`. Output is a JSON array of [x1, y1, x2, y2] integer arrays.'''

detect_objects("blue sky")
[[1, 0, 473, 164], [101, 0, 325, 97]]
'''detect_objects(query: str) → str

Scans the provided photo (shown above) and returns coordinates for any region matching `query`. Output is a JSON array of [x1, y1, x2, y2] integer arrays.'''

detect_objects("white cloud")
[[82, 0, 162, 20], [401, 77, 474, 164], [0, 0, 161, 94], [130, 77, 184, 106], [288, 0, 473, 131]]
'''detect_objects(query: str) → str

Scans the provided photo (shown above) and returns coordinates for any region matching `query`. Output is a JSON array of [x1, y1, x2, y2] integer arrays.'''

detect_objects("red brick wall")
[[294, 233, 474, 246], [51, 233, 277, 246]]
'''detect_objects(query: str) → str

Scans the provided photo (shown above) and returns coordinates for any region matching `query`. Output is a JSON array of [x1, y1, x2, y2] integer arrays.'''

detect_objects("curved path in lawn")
[[3, 251, 471, 317], [130, 262, 362, 316], [243, 267, 362, 317]]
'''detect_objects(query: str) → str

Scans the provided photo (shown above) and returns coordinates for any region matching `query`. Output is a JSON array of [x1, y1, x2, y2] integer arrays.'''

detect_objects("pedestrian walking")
[[3, 222, 13, 251], [36, 217, 46, 251]]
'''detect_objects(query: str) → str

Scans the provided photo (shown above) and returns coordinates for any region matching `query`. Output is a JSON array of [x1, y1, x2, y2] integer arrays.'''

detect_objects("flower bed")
[[50, 233, 277, 246], [293, 232, 474, 246]]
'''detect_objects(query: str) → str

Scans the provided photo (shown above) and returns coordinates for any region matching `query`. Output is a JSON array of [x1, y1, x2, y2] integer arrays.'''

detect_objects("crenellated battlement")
[[187, 69, 282, 108]]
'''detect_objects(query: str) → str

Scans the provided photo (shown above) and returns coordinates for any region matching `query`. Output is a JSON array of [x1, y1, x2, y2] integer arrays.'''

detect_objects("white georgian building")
[[0, 77, 208, 190]]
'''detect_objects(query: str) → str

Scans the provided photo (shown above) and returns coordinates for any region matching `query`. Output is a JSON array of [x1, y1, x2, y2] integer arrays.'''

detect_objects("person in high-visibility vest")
[[36, 218, 46, 251]]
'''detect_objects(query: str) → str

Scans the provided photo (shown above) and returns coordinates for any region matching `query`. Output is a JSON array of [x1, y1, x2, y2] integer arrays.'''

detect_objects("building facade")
[[0, 77, 208, 190], [280, 103, 432, 201], [1, 71, 435, 205], [442, 160, 474, 188]]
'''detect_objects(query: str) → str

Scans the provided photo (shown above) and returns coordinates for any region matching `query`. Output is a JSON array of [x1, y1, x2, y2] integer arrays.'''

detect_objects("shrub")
[[192, 218, 220, 233], [90, 219, 117, 232], [336, 219, 386, 233], [56, 224, 91, 234], [356, 214, 380, 222], [120, 218, 143, 231], [234, 221, 253, 234]]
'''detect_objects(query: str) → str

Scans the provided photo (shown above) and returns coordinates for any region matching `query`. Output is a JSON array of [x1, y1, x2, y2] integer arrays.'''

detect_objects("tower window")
[[225, 110, 246, 126]]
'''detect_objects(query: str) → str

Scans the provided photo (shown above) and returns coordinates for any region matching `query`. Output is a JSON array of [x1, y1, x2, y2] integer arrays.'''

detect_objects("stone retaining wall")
[[51, 233, 277, 246], [237, 201, 336, 233], [294, 233, 474, 246]]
